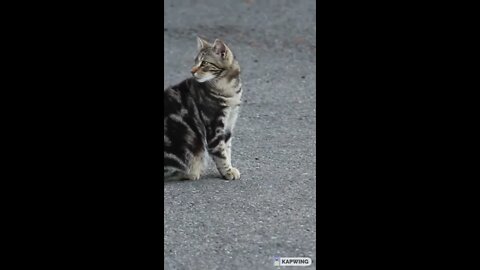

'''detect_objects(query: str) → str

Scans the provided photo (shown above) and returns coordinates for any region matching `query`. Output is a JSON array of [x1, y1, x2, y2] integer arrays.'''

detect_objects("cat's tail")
[[164, 151, 189, 181], [164, 167, 183, 181]]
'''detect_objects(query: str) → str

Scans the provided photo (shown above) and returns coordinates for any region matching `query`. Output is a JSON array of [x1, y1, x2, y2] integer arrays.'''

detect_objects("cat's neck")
[[206, 65, 242, 98], [191, 74, 242, 107]]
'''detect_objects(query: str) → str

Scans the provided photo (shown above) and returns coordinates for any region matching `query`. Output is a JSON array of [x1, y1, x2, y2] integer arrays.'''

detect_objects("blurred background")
[[164, 0, 316, 269]]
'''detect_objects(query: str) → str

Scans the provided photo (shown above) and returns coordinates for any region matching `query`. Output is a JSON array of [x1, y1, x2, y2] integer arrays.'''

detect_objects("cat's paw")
[[186, 173, 201, 181], [223, 167, 240, 180]]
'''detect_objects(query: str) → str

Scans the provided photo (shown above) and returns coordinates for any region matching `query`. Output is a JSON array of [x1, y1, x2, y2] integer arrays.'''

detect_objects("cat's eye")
[[204, 62, 219, 69]]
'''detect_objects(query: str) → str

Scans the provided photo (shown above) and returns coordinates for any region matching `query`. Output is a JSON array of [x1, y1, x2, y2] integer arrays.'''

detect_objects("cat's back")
[[164, 79, 192, 116]]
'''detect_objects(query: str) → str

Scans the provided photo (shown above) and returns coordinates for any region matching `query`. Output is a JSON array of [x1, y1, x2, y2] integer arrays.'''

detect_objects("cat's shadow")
[[163, 173, 226, 184]]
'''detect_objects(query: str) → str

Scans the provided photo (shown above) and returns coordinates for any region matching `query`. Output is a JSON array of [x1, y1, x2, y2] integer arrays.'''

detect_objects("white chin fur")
[[196, 75, 215, 83]]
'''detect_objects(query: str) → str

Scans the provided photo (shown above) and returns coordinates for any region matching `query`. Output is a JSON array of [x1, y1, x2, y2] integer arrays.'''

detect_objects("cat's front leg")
[[225, 131, 233, 165], [208, 136, 240, 180]]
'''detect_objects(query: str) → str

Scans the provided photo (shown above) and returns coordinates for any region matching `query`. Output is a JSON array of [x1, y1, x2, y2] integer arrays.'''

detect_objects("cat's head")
[[191, 37, 236, 83]]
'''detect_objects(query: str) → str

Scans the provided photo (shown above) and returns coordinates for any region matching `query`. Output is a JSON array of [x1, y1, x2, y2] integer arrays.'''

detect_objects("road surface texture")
[[164, 0, 316, 269]]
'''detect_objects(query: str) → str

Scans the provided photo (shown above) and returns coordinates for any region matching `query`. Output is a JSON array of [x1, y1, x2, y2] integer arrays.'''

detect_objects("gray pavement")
[[164, 1, 316, 269]]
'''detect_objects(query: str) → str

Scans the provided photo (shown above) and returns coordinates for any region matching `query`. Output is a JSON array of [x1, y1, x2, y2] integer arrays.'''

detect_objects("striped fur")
[[164, 38, 242, 181]]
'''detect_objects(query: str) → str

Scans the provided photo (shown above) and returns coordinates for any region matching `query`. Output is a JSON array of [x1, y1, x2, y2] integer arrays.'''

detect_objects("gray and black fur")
[[164, 37, 242, 181]]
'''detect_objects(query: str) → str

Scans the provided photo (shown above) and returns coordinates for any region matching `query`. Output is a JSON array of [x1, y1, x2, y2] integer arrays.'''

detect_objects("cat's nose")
[[191, 66, 199, 74]]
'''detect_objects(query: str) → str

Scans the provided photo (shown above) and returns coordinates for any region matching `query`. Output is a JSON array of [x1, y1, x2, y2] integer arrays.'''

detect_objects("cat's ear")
[[197, 36, 211, 50], [213, 39, 232, 60]]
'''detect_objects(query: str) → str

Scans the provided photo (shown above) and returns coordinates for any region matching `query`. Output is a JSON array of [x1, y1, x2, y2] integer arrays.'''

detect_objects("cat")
[[164, 37, 242, 181]]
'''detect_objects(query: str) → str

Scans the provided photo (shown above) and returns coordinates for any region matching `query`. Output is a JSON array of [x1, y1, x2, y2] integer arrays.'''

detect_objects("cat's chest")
[[203, 105, 239, 130], [219, 106, 240, 134]]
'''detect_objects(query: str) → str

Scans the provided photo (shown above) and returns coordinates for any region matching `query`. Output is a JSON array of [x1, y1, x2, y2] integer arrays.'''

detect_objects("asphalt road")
[[164, 1, 316, 269]]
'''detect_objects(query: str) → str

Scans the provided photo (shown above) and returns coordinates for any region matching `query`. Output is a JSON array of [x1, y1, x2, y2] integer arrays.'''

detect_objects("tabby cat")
[[164, 37, 242, 181]]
